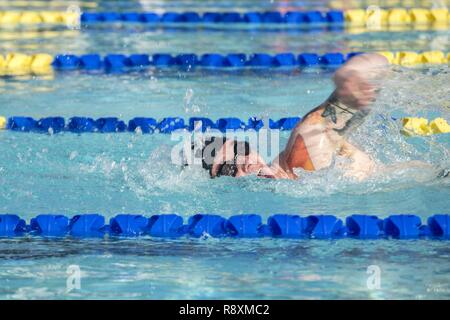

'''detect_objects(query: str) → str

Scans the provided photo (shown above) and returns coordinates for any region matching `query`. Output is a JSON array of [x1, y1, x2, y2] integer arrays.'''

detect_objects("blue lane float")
[[269, 117, 301, 130], [4, 116, 303, 134], [157, 117, 186, 133], [383, 214, 429, 238], [0, 214, 26, 236], [226, 53, 247, 67], [200, 54, 226, 67], [7, 117, 37, 132], [1, 214, 448, 239], [225, 214, 266, 237], [30, 214, 70, 236], [79, 10, 344, 25], [69, 214, 106, 237], [428, 214, 450, 238], [152, 53, 176, 67], [216, 118, 246, 132], [346, 215, 383, 238], [187, 214, 228, 238], [247, 117, 265, 131], [110, 214, 148, 236], [148, 214, 184, 237], [306, 215, 347, 238], [104, 54, 131, 70], [49, 52, 359, 72], [36, 117, 65, 133], [320, 52, 345, 65], [128, 117, 158, 134], [52, 54, 80, 70], [80, 54, 102, 69], [298, 53, 320, 66], [176, 54, 199, 67], [189, 117, 216, 132], [267, 214, 307, 238], [67, 117, 96, 133], [94, 117, 127, 133]]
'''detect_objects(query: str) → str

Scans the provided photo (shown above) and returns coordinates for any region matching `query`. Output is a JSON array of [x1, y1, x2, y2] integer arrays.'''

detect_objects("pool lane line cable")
[[0, 51, 448, 77], [0, 8, 448, 26], [0, 213, 449, 239], [1, 116, 449, 135]]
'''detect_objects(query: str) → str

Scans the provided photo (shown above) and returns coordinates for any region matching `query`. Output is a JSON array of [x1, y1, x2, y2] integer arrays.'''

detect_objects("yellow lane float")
[[0, 11, 80, 25], [4, 53, 33, 75], [344, 7, 449, 26], [345, 9, 367, 25], [0, 53, 54, 75], [387, 8, 411, 25], [429, 118, 450, 134], [0, 11, 21, 24], [409, 8, 431, 24], [377, 51, 396, 64], [0, 116, 6, 130], [402, 117, 450, 136], [376, 51, 449, 65], [429, 8, 448, 23], [395, 51, 420, 65], [30, 53, 53, 68], [40, 11, 64, 24], [30, 53, 54, 74], [419, 51, 447, 64], [19, 12, 43, 24]]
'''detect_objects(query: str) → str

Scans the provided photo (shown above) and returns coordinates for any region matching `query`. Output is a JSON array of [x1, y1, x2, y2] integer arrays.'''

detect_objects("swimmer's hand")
[[338, 140, 376, 181]]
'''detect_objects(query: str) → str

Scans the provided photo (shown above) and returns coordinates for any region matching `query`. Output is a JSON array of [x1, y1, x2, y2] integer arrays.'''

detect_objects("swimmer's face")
[[234, 151, 269, 178], [210, 139, 269, 178]]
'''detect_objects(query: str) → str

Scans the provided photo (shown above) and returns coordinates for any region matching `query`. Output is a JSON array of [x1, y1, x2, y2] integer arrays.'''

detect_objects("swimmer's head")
[[340, 53, 389, 80], [192, 137, 269, 178], [333, 53, 389, 109]]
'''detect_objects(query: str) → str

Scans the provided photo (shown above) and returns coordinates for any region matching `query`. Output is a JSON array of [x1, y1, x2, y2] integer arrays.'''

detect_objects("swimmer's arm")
[[274, 127, 318, 180], [338, 140, 376, 180], [268, 152, 298, 179]]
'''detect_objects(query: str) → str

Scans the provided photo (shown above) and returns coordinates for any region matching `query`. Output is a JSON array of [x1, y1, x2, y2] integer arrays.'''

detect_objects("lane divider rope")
[[0, 8, 448, 26], [1, 116, 448, 135], [0, 51, 448, 77], [1, 116, 303, 133], [0, 213, 449, 239]]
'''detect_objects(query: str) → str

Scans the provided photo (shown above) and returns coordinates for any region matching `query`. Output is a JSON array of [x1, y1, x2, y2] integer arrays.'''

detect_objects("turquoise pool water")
[[0, 0, 449, 300]]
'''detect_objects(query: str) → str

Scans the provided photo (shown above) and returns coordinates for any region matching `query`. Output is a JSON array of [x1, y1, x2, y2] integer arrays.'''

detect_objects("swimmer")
[[270, 53, 389, 180], [194, 53, 447, 180], [192, 53, 389, 180]]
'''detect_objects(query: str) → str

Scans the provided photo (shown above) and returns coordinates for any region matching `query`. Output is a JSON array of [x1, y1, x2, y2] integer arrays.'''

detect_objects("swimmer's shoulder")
[[297, 104, 327, 129]]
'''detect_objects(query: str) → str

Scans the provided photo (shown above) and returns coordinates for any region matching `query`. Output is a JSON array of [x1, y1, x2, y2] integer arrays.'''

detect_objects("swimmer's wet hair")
[[190, 137, 250, 177]]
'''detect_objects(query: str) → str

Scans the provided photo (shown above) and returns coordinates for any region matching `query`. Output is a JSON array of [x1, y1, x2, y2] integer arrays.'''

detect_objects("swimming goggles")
[[211, 140, 250, 178]]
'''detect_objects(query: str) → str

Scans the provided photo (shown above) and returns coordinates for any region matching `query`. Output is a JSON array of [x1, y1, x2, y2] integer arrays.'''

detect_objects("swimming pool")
[[0, 0, 449, 300]]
